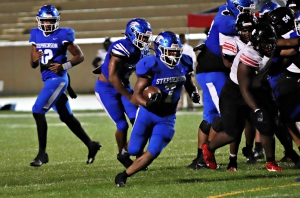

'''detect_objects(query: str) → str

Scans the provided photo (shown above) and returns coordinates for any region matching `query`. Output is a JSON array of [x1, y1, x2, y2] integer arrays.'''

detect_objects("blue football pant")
[[196, 72, 227, 123], [128, 106, 176, 158], [94, 78, 137, 132]]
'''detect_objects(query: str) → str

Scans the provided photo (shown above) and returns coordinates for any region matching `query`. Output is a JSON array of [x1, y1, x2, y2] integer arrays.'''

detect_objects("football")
[[143, 86, 161, 100]]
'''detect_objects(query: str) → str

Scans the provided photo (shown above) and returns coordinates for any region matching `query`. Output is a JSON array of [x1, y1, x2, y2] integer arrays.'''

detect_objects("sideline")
[[0, 94, 202, 112]]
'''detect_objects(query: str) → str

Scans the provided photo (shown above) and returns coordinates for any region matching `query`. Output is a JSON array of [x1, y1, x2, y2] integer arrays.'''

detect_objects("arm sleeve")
[[240, 52, 259, 68]]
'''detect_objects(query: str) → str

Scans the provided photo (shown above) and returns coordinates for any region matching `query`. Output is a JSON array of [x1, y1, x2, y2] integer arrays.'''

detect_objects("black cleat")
[[117, 151, 133, 168], [294, 157, 300, 169], [242, 147, 257, 164], [115, 172, 127, 187], [30, 153, 49, 167], [86, 141, 102, 164], [254, 149, 265, 160], [187, 157, 208, 169], [279, 151, 293, 163]]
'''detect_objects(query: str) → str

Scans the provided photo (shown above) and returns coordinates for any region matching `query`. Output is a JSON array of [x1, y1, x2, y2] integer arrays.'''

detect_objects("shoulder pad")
[[60, 28, 75, 43], [136, 56, 157, 77]]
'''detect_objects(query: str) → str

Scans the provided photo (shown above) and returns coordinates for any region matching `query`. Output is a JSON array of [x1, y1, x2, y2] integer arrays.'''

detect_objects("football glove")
[[190, 91, 200, 103]]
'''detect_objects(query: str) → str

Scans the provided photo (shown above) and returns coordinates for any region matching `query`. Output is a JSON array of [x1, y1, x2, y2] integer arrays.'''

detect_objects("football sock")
[[197, 148, 203, 159], [266, 157, 275, 162], [64, 115, 92, 148], [255, 142, 262, 151], [33, 113, 47, 155]]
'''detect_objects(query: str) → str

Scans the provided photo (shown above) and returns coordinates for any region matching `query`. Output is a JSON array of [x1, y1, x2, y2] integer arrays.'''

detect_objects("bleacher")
[[0, 0, 226, 96], [0, 0, 225, 46]]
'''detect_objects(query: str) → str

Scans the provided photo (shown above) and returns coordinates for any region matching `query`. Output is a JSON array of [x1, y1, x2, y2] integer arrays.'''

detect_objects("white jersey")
[[230, 44, 272, 88], [222, 36, 247, 57], [182, 43, 196, 65]]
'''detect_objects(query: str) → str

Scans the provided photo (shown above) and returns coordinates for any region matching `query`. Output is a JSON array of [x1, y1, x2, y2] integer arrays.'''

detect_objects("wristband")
[[254, 108, 260, 113], [62, 61, 72, 70]]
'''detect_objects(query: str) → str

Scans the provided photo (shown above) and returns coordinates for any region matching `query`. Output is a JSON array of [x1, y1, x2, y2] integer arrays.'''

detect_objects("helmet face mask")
[[36, 5, 60, 33], [235, 13, 257, 43], [154, 31, 183, 67], [125, 18, 152, 50], [250, 23, 277, 57]]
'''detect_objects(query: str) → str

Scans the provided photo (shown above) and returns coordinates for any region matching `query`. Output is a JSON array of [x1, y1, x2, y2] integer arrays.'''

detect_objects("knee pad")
[[211, 116, 223, 133], [117, 120, 129, 132], [199, 120, 211, 135], [128, 145, 144, 156]]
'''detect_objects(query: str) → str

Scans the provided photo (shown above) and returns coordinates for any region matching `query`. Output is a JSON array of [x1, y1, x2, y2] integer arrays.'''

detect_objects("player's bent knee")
[[128, 145, 144, 156], [148, 149, 161, 158], [117, 121, 129, 132], [199, 120, 211, 135], [211, 116, 223, 133]]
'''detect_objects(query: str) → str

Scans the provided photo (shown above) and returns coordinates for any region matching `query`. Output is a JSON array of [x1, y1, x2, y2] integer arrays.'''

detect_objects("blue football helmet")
[[295, 11, 300, 36], [154, 31, 183, 67], [226, 0, 255, 18], [125, 18, 152, 50], [36, 5, 60, 33], [259, 2, 280, 19]]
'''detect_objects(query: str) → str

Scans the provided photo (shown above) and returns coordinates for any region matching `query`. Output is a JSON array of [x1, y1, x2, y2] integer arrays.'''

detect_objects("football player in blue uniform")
[[29, 5, 101, 167], [188, 0, 255, 169], [114, 31, 200, 187], [94, 18, 152, 168]]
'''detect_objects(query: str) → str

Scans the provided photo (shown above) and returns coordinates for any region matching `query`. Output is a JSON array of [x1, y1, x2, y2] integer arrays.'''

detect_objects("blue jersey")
[[101, 38, 142, 88], [136, 54, 193, 116], [205, 5, 237, 57], [29, 28, 74, 81]]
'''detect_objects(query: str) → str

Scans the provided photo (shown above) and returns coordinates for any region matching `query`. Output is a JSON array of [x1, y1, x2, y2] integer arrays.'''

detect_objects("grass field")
[[0, 109, 299, 198]]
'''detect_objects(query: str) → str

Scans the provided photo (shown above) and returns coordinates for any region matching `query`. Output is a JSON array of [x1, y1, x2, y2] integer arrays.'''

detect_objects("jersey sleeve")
[[29, 28, 37, 45], [136, 56, 157, 77], [218, 15, 237, 36], [222, 37, 238, 56], [61, 28, 75, 43], [111, 39, 132, 59], [181, 54, 194, 74], [239, 50, 259, 68]]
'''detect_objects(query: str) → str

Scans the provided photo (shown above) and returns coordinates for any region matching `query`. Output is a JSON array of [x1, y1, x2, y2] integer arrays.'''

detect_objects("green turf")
[[0, 110, 299, 198]]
